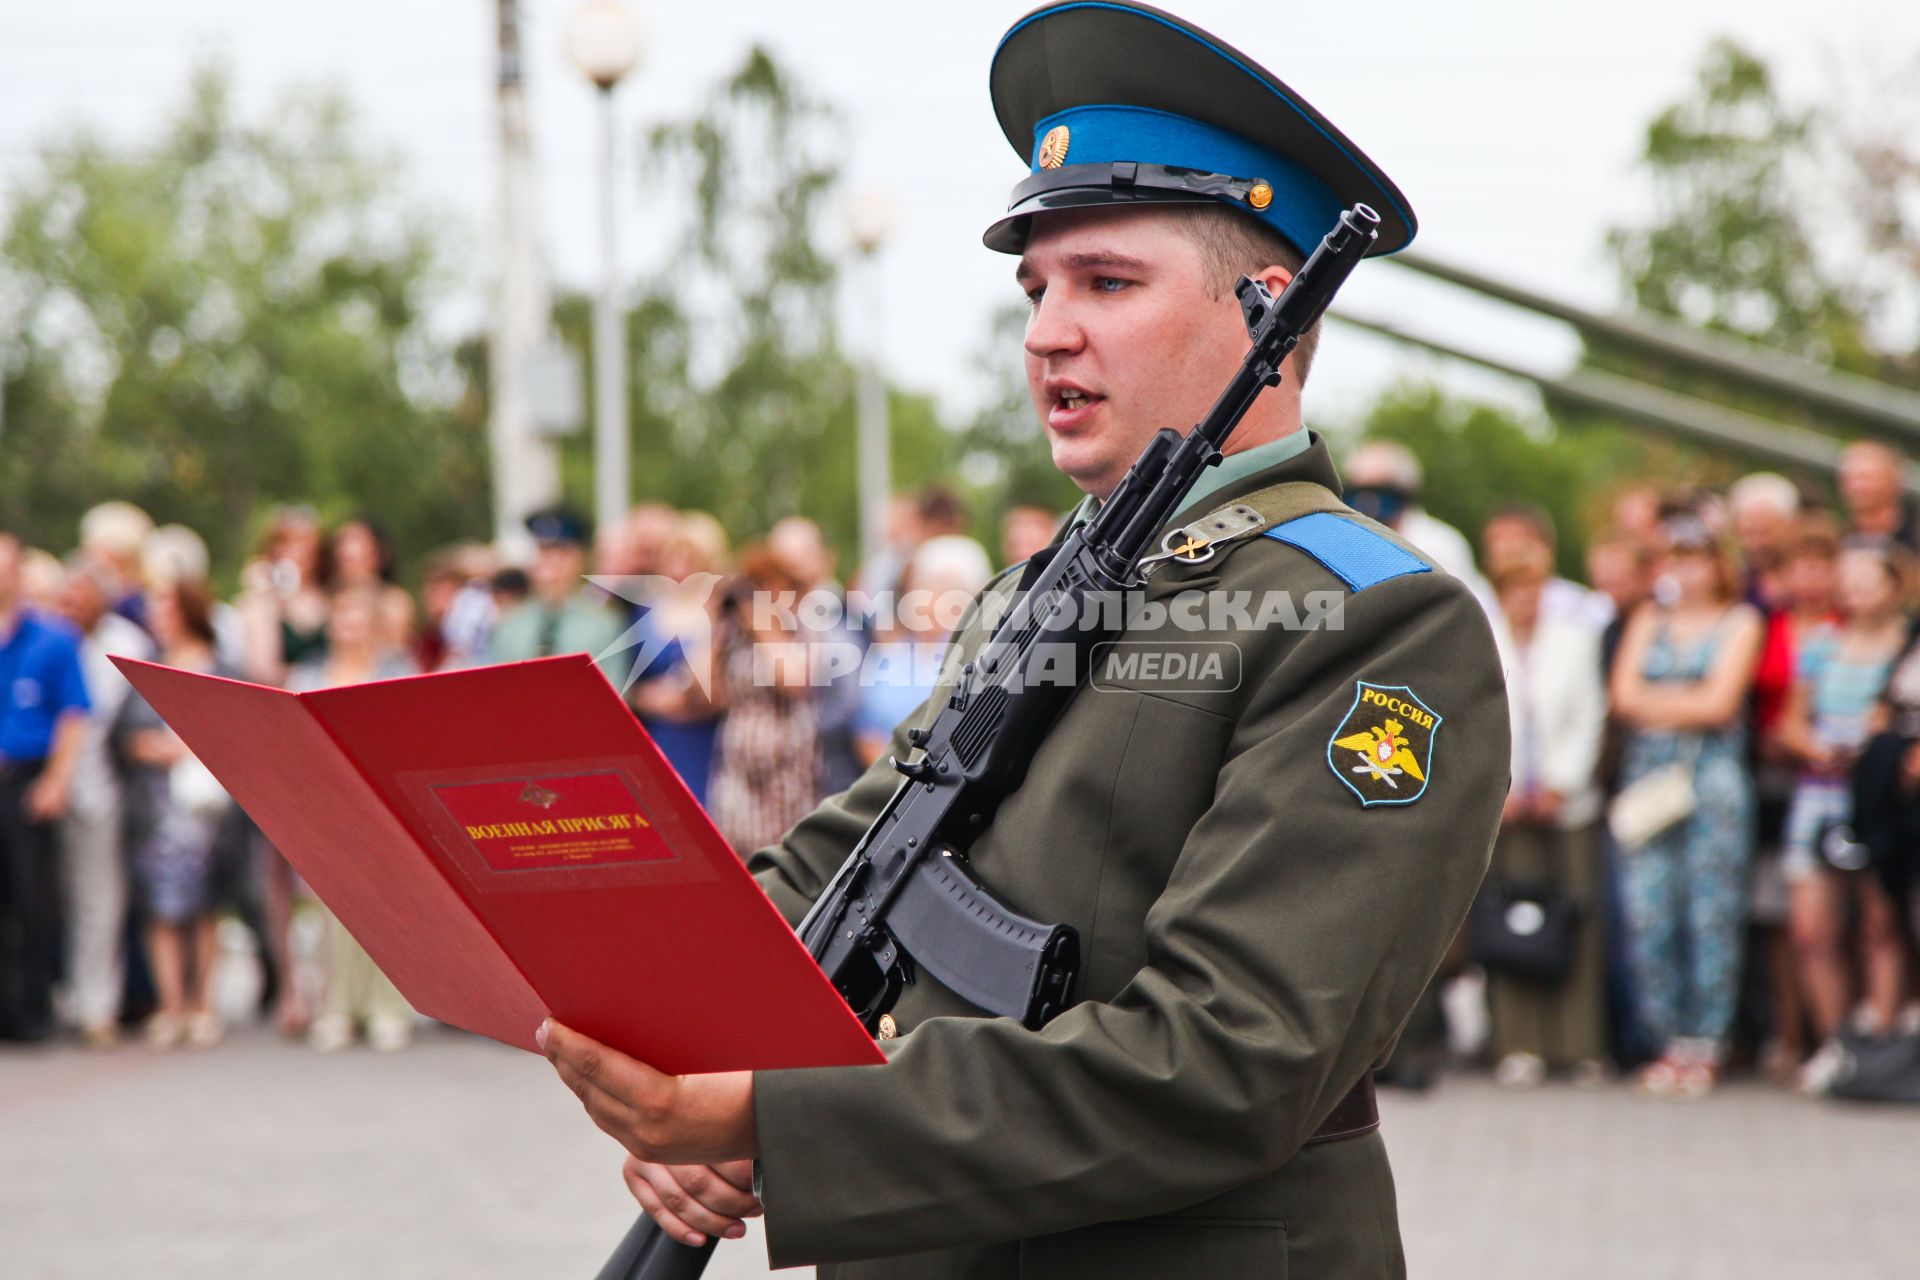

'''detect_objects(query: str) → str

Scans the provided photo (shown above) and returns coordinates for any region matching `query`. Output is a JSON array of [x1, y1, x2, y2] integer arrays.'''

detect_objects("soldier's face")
[[1016, 207, 1259, 500]]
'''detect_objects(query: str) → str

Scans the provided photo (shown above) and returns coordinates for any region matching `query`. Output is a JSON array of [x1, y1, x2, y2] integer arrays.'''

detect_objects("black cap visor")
[[984, 161, 1273, 252]]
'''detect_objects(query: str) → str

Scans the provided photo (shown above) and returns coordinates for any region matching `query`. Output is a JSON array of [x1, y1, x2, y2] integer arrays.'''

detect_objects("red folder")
[[114, 654, 883, 1073]]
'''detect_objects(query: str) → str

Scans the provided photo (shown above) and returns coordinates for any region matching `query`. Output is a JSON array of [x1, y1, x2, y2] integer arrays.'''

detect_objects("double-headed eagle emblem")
[[1332, 717, 1426, 790]]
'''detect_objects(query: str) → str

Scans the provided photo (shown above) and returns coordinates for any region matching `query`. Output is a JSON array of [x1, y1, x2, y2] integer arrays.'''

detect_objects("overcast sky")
[[3, 0, 1916, 428]]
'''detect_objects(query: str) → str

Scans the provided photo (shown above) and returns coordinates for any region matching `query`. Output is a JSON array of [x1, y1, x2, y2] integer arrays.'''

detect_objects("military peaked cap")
[[984, 1, 1416, 258]]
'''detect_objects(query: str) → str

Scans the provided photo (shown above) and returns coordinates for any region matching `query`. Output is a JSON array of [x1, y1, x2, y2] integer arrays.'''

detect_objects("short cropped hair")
[[1167, 204, 1321, 386]]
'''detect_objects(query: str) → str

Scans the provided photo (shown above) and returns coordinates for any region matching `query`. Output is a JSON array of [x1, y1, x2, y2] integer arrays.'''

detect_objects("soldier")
[[488, 506, 628, 682], [539, 3, 1509, 1275]]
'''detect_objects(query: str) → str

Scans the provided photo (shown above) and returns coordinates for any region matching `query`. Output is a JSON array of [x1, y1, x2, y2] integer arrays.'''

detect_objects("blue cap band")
[[1030, 103, 1343, 256]]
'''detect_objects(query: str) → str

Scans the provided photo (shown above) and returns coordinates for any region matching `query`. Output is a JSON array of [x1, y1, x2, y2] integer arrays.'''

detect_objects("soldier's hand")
[[538, 1019, 757, 1166], [622, 1156, 761, 1247]]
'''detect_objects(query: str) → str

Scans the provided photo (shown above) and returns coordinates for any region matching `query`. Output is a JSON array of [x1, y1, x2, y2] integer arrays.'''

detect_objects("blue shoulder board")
[[1264, 512, 1431, 592]]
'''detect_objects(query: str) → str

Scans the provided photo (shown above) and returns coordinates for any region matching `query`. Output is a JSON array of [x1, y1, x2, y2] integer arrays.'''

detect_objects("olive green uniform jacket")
[[748, 435, 1509, 1278]]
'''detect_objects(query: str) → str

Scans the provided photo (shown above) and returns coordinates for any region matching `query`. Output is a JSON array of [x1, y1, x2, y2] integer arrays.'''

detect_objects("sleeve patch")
[[1264, 512, 1431, 592]]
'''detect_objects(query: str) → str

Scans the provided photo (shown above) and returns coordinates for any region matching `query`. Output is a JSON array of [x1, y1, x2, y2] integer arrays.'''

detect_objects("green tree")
[[1347, 383, 1654, 578], [1602, 39, 1918, 403], [1606, 40, 1870, 366], [553, 46, 969, 563], [0, 67, 487, 580]]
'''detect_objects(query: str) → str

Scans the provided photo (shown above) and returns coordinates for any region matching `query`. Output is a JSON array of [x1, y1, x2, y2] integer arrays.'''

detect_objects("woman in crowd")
[[1480, 507, 1611, 1088], [237, 505, 331, 685], [708, 546, 820, 856], [854, 536, 994, 769], [115, 579, 241, 1050], [1747, 519, 1841, 1076], [327, 516, 415, 653], [1778, 544, 1913, 1092], [1610, 513, 1764, 1096], [287, 587, 419, 1052], [629, 512, 730, 804]]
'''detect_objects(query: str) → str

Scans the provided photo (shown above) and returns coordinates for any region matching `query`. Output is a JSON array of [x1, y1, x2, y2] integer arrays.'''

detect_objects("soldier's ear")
[[1255, 264, 1294, 296]]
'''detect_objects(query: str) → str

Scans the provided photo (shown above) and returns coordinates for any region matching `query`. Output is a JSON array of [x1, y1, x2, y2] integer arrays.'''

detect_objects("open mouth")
[[1048, 387, 1104, 427]]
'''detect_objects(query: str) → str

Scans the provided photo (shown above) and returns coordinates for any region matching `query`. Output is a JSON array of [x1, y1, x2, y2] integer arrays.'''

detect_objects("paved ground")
[[4, 1025, 1917, 1279]]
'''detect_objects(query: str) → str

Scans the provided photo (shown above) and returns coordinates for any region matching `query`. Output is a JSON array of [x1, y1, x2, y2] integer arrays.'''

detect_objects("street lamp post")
[[844, 187, 897, 576], [567, 1, 645, 536]]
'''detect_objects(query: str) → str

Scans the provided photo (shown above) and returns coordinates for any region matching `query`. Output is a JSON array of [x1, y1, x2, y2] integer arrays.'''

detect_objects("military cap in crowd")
[[524, 506, 590, 548]]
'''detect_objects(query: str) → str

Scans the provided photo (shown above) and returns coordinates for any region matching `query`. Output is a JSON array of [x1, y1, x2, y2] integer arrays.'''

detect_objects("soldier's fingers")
[[622, 1162, 713, 1247], [635, 1163, 746, 1241], [667, 1163, 761, 1219], [542, 1019, 671, 1110], [705, 1159, 762, 1215]]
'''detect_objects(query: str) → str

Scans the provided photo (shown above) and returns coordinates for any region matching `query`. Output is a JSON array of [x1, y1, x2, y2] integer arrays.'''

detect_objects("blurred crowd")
[[0, 484, 1022, 1054], [1348, 439, 1920, 1101], [7, 439, 1920, 1107]]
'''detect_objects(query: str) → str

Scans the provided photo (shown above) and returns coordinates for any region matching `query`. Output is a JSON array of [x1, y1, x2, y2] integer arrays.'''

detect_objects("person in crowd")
[[1609, 513, 1764, 1096], [415, 551, 467, 674], [854, 536, 995, 770], [327, 516, 414, 653], [18, 547, 66, 615], [1849, 619, 1920, 1035], [289, 588, 418, 1052], [1587, 532, 1653, 680], [1474, 483, 1613, 633], [56, 554, 154, 1047], [1728, 472, 1802, 610], [77, 501, 154, 630], [624, 503, 679, 581], [629, 512, 730, 804], [768, 516, 865, 797], [115, 578, 238, 1050], [437, 543, 501, 670], [1344, 440, 1487, 595], [145, 518, 287, 1027], [237, 505, 331, 686], [1777, 544, 1913, 1093], [1611, 485, 1666, 558], [1585, 527, 1659, 1070], [490, 566, 530, 614], [708, 546, 820, 855], [1747, 516, 1841, 1076], [853, 493, 926, 599], [1000, 503, 1059, 568], [489, 508, 627, 682], [144, 523, 246, 670], [0, 533, 91, 1042], [916, 485, 972, 541], [1837, 440, 1918, 553], [1480, 506, 1611, 1088]]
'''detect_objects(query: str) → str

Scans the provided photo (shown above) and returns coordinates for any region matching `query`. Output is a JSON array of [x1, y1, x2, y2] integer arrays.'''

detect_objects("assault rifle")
[[598, 202, 1382, 1280]]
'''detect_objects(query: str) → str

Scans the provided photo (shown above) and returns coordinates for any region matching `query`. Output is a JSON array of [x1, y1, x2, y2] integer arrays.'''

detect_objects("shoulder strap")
[[1218, 478, 1349, 528], [1233, 480, 1434, 593]]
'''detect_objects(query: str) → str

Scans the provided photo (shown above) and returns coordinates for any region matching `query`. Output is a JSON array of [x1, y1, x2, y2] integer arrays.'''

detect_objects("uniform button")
[[877, 1014, 899, 1040]]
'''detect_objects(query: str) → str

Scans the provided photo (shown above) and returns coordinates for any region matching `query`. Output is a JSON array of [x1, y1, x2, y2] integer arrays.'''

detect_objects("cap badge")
[[1038, 125, 1071, 169], [1248, 180, 1274, 210]]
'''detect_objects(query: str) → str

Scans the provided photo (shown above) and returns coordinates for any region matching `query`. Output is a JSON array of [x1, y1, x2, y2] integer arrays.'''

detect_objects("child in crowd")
[[1778, 544, 1913, 1093]]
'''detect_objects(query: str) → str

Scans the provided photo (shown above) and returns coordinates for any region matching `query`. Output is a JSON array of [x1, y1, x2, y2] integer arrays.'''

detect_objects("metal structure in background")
[[491, 0, 561, 548], [568, 1, 645, 538], [1338, 252, 1920, 493], [1389, 252, 1920, 444], [844, 188, 897, 573], [1333, 313, 1885, 479]]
